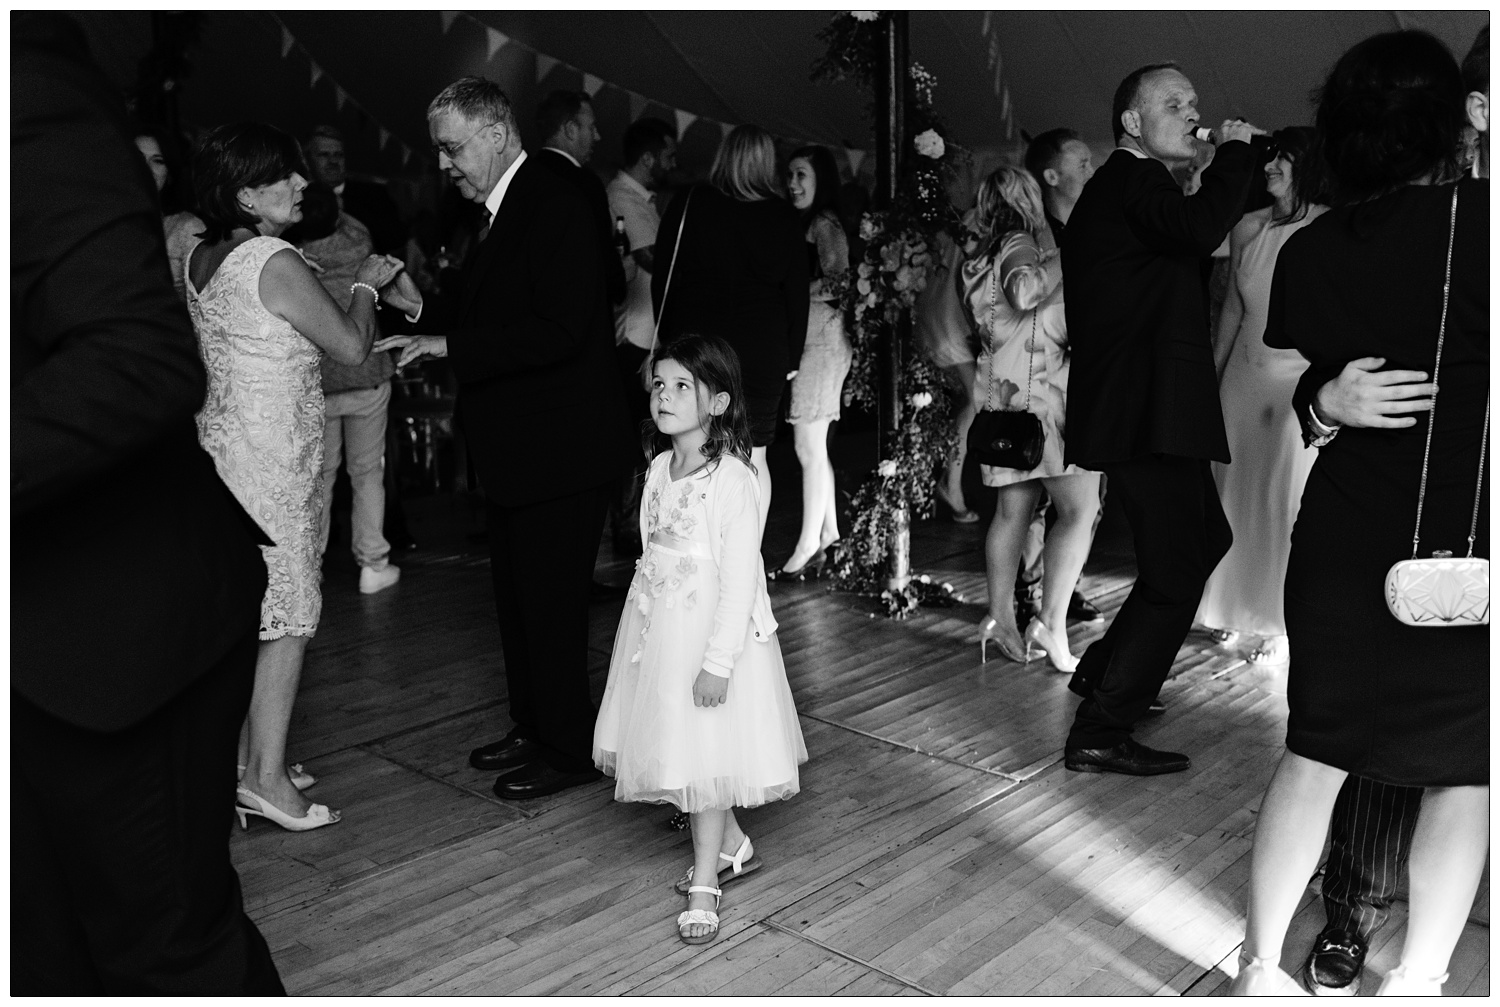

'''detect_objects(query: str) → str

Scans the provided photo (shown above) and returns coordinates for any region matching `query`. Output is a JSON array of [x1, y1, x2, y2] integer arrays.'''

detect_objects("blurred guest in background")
[[187, 122, 402, 831], [13, 12, 282, 992], [653, 124, 810, 529], [534, 89, 627, 308], [134, 122, 203, 302], [771, 145, 851, 580], [305, 123, 408, 256], [1463, 25, 1489, 177]]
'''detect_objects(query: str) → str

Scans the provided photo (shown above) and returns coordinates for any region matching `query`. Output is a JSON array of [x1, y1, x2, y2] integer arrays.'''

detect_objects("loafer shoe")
[[1065, 739, 1190, 775], [469, 731, 538, 771], [1304, 925, 1366, 996], [493, 762, 603, 800], [1068, 591, 1104, 623]]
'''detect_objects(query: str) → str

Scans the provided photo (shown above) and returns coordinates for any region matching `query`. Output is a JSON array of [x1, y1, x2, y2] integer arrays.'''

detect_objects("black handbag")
[[967, 306, 1045, 470]]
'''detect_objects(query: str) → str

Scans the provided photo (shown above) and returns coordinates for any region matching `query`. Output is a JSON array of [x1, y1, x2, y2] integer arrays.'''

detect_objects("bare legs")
[[237, 635, 313, 816], [1034, 473, 1102, 664], [783, 419, 840, 571], [683, 808, 747, 939], [1233, 749, 1488, 994], [984, 479, 1043, 661], [938, 361, 977, 515], [750, 446, 771, 538]]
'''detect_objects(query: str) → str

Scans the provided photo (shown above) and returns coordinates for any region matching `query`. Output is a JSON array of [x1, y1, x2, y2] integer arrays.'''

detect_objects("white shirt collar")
[[1115, 145, 1149, 159], [613, 169, 652, 202], [542, 145, 580, 168], [483, 149, 527, 220], [333, 181, 347, 195]]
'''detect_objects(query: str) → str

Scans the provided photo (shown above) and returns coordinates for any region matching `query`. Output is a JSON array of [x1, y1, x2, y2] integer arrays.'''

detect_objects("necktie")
[[477, 208, 492, 245]]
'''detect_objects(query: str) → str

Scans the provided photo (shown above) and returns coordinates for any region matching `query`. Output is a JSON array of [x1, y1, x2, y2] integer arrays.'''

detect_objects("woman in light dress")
[[186, 122, 416, 831], [133, 124, 203, 303], [960, 166, 1100, 672], [1196, 127, 1327, 667]]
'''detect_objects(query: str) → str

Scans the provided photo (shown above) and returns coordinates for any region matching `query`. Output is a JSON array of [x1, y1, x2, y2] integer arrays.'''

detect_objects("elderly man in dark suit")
[[378, 77, 635, 799], [11, 12, 283, 993], [1060, 63, 1259, 776]]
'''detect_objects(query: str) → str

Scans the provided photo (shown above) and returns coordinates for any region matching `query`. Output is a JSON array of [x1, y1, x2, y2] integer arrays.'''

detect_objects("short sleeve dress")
[[1266, 179, 1488, 787], [187, 236, 325, 640]]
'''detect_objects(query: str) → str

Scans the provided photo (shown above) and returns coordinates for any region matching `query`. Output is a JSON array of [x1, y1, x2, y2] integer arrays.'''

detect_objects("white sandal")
[[234, 785, 340, 832], [676, 885, 722, 945], [674, 835, 761, 894], [1248, 636, 1290, 666]]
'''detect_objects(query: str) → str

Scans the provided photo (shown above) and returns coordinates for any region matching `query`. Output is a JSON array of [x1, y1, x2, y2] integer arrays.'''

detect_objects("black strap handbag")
[[967, 283, 1045, 471]]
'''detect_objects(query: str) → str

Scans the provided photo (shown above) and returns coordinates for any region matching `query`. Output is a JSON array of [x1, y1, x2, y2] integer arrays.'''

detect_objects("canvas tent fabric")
[[70, 10, 1488, 180]]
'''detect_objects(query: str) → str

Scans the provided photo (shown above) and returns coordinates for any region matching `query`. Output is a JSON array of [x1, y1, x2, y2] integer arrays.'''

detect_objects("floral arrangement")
[[811, 11, 968, 617]]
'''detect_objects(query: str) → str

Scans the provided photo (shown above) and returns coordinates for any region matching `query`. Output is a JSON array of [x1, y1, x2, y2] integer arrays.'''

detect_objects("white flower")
[[877, 459, 898, 478], [910, 391, 932, 410], [913, 129, 945, 159], [850, 10, 880, 21]]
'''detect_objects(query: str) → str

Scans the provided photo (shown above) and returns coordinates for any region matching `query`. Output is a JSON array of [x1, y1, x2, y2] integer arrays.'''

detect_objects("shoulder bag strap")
[[649, 186, 694, 358]]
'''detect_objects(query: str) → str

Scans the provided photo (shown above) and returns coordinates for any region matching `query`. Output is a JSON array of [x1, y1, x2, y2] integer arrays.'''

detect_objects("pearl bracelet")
[[350, 281, 380, 301]]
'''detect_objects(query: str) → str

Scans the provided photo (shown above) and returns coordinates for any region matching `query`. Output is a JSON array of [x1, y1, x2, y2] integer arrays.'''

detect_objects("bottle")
[[615, 216, 630, 257]]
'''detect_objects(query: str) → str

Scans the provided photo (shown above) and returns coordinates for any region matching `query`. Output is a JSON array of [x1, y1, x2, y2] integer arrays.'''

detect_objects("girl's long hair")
[[640, 334, 754, 471]]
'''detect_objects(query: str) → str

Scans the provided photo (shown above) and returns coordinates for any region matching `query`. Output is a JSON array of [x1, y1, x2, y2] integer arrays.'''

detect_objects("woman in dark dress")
[[1232, 32, 1488, 996], [653, 125, 810, 528]]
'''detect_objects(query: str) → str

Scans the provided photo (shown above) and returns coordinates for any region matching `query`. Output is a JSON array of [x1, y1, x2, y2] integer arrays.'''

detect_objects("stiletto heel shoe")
[[234, 785, 340, 832], [768, 548, 827, 582], [978, 616, 1038, 664], [1025, 618, 1078, 673], [1229, 952, 1306, 995]]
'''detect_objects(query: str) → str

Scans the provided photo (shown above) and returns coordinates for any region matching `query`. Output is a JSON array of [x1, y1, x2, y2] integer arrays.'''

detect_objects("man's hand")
[[692, 670, 728, 708], [380, 271, 424, 317], [372, 334, 448, 370], [1215, 119, 1264, 146], [1313, 356, 1435, 429]]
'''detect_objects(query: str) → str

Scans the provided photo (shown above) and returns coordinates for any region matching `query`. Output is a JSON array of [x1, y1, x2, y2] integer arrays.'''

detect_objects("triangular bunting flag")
[[439, 11, 459, 33], [582, 73, 604, 97], [310, 62, 323, 88], [280, 26, 294, 58], [378, 127, 391, 150], [334, 86, 348, 112], [536, 53, 560, 82], [486, 27, 509, 59], [846, 149, 867, 176], [628, 92, 649, 120], [981, 10, 991, 36], [719, 121, 735, 141], [673, 109, 697, 136]]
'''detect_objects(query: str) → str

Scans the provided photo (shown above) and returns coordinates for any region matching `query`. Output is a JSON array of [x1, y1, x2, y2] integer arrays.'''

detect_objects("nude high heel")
[[1024, 618, 1079, 673], [978, 616, 1040, 664], [234, 785, 341, 832]]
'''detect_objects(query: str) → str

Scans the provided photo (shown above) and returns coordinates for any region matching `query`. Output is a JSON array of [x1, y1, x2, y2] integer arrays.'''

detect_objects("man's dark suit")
[[446, 152, 636, 772], [533, 147, 628, 307], [11, 13, 283, 993], [1061, 143, 1255, 750]]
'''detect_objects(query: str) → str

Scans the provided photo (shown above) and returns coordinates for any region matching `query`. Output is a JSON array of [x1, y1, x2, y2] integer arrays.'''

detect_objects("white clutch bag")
[[1382, 185, 1490, 629]]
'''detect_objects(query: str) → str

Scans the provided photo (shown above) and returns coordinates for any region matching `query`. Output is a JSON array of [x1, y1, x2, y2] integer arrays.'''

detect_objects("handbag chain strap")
[[650, 186, 694, 355], [1409, 184, 1488, 561], [981, 241, 1038, 413]]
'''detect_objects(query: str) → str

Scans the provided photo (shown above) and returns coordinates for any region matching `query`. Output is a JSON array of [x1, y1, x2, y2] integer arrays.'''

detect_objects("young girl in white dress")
[[593, 334, 807, 947]]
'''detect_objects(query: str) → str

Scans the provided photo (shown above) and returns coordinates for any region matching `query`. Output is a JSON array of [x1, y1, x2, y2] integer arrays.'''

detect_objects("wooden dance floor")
[[234, 473, 1488, 996]]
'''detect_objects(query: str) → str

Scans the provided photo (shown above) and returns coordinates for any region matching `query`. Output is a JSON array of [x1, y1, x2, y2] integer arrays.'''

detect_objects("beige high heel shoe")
[[978, 616, 1040, 664], [238, 763, 316, 791], [1024, 618, 1079, 673], [234, 785, 340, 832]]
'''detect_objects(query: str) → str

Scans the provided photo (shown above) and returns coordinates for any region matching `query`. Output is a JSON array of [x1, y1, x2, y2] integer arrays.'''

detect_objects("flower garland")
[[812, 11, 968, 617]]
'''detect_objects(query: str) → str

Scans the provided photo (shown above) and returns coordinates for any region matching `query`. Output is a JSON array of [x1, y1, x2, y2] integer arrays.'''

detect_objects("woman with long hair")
[[1195, 127, 1328, 667], [772, 145, 852, 579], [1231, 31, 1487, 995], [960, 166, 1101, 671], [652, 125, 810, 530], [133, 123, 203, 302], [186, 122, 408, 831]]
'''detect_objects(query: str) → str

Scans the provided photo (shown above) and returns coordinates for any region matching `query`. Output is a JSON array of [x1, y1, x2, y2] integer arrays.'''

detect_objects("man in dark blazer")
[[532, 90, 628, 308], [380, 76, 636, 799], [1060, 63, 1258, 776], [304, 124, 409, 256], [11, 12, 283, 993]]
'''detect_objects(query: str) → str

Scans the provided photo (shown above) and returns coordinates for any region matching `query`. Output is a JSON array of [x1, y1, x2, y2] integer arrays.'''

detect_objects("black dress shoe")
[[1142, 699, 1167, 719], [469, 732, 538, 771], [1068, 591, 1104, 623], [1065, 738, 1190, 775], [590, 579, 628, 601], [1303, 925, 1366, 995], [493, 762, 603, 800]]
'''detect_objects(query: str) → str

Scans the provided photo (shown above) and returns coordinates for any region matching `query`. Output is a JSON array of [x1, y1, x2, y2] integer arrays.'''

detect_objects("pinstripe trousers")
[[1321, 774, 1424, 939]]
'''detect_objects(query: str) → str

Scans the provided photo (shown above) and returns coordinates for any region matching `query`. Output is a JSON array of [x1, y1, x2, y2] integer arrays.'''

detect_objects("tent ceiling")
[[69, 10, 1488, 175]]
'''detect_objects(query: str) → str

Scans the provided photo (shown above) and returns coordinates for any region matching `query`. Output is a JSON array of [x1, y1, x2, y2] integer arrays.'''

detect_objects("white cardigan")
[[639, 452, 778, 678]]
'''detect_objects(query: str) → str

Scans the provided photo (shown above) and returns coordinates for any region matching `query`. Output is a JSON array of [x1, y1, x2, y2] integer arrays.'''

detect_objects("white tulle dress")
[[593, 453, 807, 812]]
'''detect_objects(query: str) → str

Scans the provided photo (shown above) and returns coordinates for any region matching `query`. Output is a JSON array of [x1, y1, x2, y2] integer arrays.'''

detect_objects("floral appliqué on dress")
[[627, 472, 707, 662]]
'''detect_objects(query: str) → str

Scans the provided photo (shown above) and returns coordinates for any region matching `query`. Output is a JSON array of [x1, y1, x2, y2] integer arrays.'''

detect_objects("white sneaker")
[[359, 564, 401, 594]]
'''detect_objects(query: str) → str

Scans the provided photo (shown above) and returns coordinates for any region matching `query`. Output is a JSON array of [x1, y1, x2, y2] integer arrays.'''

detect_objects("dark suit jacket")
[[11, 13, 269, 732], [1062, 144, 1256, 467], [533, 147, 628, 307], [443, 154, 635, 506], [340, 177, 407, 256]]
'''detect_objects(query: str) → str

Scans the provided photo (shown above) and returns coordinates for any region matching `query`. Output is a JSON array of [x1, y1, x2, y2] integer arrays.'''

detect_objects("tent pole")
[[875, 12, 911, 592]]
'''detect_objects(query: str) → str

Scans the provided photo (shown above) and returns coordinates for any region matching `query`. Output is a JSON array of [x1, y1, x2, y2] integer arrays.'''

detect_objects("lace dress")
[[594, 454, 807, 812], [187, 236, 324, 640]]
